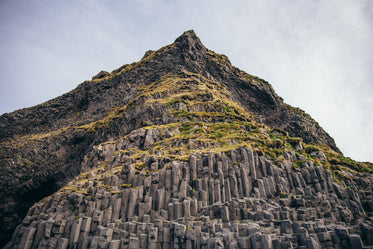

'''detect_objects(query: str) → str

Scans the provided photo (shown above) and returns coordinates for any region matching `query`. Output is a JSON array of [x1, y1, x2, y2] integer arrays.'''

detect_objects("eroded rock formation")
[[6, 128, 373, 248], [1, 30, 372, 248]]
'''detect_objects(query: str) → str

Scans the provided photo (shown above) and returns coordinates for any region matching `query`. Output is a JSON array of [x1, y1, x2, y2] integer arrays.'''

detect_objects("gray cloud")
[[0, 0, 372, 161]]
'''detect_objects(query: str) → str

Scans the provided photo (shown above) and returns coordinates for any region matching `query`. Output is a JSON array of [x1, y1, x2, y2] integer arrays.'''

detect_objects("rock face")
[[1, 30, 372, 248], [5, 132, 373, 249]]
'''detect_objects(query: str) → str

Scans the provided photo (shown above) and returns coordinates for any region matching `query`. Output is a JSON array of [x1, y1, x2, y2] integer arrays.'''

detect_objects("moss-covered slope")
[[0, 30, 371, 248]]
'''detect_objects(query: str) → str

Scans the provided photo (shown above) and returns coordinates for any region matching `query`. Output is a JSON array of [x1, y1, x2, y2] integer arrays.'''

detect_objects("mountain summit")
[[1, 30, 372, 248]]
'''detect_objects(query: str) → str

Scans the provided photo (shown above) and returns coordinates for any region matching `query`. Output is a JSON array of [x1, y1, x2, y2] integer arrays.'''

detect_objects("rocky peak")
[[0, 30, 338, 152], [174, 29, 207, 54], [0, 30, 372, 248]]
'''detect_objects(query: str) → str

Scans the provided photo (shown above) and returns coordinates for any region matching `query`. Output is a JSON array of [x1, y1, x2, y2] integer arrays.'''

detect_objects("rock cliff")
[[1, 30, 372, 248]]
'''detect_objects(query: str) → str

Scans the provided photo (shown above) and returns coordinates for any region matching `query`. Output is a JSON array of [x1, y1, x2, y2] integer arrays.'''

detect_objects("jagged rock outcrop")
[[5, 127, 373, 248], [1, 30, 372, 248], [0, 31, 338, 147]]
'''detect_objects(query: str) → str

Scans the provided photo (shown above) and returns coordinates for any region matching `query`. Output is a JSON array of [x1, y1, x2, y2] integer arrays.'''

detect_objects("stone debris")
[[5, 136, 373, 249]]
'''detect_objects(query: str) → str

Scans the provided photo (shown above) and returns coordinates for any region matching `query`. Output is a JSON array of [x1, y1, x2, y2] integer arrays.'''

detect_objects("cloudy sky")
[[0, 0, 372, 162]]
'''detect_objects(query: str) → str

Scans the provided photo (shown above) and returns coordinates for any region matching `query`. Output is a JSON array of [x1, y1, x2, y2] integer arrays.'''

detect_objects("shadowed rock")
[[1, 30, 372, 248]]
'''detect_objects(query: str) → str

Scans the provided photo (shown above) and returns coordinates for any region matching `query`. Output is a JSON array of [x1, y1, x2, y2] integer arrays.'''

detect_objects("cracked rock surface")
[[5, 135, 373, 248], [1, 30, 372, 248]]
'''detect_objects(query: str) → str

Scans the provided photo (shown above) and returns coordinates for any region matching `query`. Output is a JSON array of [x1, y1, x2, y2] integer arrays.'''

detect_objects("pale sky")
[[0, 0, 372, 162]]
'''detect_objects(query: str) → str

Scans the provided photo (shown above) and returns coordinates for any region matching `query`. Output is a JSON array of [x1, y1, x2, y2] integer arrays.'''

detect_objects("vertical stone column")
[[194, 179, 202, 191], [200, 190, 208, 208], [148, 228, 158, 249], [265, 160, 273, 176], [208, 179, 215, 205], [264, 177, 275, 197], [297, 172, 306, 188], [178, 180, 188, 199], [172, 162, 181, 195], [80, 217, 91, 239], [18, 227, 36, 249], [240, 168, 251, 197], [196, 154, 203, 179], [190, 155, 197, 181], [247, 149, 257, 180], [161, 226, 171, 248], [254, 179, 266, 198], [92, 210, 103, 232], [165, 169, 172, 191], [174, 202, 183, 219], [165, 186, 171, 208], [224, 179, 231, 203], [103, 207, 113, 226], [218, 166, 224, 182], [230, 149, 237, 164], [221, 206, 230, 223], [159, 167, 166, 189], [155, 188, 165, 211], [129, 237, 140, 249], [240, 147, 248, 162], [168, 203, 174, 220], [208, 152, 214, 176], [121, 188, 131, 221], [127, 188, 138, 221], [183, 199, 191, 217], [56, 238, 69, 249], [291, 173, 301, 188], [144, 196, 152, 215], [222, 156, 229, 176], [229, 201, 237, 222], [216, 161, 223, 175], [183, 162, 190, 183], [128, 167, 137, 187], [214, 179, 221, 203], [221, 183, 226, 204], [112, 198, 122, 222], [86, 201, 95, 218], [202, 177, 208, 192], [258, 156, 267, 177], [138, 203, 145, 221], [229, 168, 239, 198], [150, 184, 158, 210], [108, 240, 121, 249], [191, 199, 198, 216], [102, 191, 111, 210], [69, 217, 82, 248]]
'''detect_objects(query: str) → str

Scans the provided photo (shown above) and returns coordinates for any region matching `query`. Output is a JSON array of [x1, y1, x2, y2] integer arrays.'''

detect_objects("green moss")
[[222, 102, 235, 116], [206, 50, 231, 65], [270, 128, 288, 137], [172, 109, 192, 118], [179, 122, 193, 133], [265, 139, 284, 149], [208, 130, 224, 139], [266, 150, 277, 159], [284, 142, 293, 150], [292, 161, 304, 169], [287, 137, 302, 145], [304, 145, 320, 154]]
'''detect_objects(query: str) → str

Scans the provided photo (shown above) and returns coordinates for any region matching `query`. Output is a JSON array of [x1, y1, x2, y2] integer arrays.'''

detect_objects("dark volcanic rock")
[[0, 30, 338, 150], [4, 139, 373, 249], [0, 30, 371, 248]]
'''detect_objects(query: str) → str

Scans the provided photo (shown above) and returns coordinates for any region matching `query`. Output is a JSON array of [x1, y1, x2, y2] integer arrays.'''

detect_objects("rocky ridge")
[[1, 30, 372, 248]]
